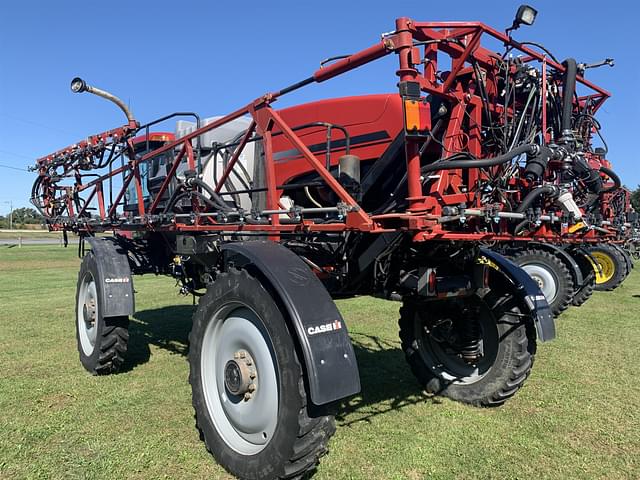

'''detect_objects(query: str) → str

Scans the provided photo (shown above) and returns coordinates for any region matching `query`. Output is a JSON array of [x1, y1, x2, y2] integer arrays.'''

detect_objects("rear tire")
[[399, 292, 536, 407], [189, 269, 335, 480], [75, 252, 129, 375], [510, 249, 574, 316], [589, 244, 628, 291]]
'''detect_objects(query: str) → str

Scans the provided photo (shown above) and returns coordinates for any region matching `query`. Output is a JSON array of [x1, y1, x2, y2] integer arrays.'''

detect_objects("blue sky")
[[1, 0, 638, 215]]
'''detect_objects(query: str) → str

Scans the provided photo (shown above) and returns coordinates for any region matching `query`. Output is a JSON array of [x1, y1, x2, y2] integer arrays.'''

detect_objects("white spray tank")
[[175, 117, 256, 211]]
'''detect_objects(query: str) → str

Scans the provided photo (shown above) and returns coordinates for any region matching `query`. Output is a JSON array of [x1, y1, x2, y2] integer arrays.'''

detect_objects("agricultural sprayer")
[[31, 6, 629, 479]]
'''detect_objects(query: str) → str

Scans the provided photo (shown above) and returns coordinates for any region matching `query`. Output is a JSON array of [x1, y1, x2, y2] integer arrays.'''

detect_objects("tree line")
[[0, 207, 44, 229]]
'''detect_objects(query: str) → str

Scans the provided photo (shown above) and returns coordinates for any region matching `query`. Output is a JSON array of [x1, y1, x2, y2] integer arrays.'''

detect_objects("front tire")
[[510, 249, 574, 316], [75, 252, 129, 375], [399, 292, 536, 407], [189, 269, 335, 480]]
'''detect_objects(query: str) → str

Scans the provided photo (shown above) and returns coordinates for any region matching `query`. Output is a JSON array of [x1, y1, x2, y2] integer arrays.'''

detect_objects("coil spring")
[[459, 307, 483, 364]]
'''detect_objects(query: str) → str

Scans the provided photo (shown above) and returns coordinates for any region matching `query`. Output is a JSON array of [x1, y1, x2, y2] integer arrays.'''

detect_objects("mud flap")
[[221, 241, 361, 405], [479, 248, 556, 342], [85, 237, 135, 318]]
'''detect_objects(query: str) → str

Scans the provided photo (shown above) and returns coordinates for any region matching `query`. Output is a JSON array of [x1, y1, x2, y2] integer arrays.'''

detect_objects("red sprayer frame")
[[33, 18, 616, 243]]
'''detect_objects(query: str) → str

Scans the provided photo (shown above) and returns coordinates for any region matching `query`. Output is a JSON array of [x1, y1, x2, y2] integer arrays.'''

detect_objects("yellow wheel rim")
[[591, 251, 616, 284]]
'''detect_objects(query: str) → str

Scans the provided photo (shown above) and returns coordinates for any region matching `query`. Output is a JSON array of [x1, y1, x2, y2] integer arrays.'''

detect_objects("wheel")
[[399, 291, 536, 407], [571, 273, 595, 307], [611, 243, 634, 277], [189, 269, 335, 480], [510, 249, 574, 316], [75, 252, 129, 374], [588, 243, 628, 291]]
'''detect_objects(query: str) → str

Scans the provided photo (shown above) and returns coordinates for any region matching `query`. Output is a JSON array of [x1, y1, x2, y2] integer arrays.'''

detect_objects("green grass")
[[0, 245, 639, 479], [0, 230, 63, 240]]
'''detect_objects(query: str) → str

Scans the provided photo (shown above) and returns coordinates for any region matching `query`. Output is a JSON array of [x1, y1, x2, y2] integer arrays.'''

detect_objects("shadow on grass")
[[125, 305, 433, 423], [122, 304, 195, 372], [335, 332, 437, 427]]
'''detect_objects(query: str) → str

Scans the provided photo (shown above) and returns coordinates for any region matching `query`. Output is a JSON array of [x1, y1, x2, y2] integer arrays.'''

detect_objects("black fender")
[[85, 237, 135, 318], [527, 242, 584, 288], [221, 241, 360, 405], [566, 246, 599, 286], [479, 248, 556, 342]]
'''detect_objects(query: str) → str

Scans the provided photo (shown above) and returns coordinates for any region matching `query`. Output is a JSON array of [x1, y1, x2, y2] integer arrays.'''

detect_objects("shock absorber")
[[459, 306, 484, 363]]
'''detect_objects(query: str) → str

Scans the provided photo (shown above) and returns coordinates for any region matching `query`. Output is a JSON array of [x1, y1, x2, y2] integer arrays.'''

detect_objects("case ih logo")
[[105, 277, 130, 283], [307, 320, 342, 336]]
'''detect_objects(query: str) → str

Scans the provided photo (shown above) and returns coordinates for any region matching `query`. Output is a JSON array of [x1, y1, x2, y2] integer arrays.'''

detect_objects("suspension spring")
[[459, 307, 484, 364]]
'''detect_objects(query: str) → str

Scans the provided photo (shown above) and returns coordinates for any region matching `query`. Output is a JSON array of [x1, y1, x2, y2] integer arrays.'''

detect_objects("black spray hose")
[[172, 191, 230, 213], [600, 166, 621, 193], [421, 144, 537, 174], [514, 219, 530, 236], [515, 184, 558, 213], [561, 58, 578, 134], [190, 178, 233, 211], [162, 184, 186, 214]]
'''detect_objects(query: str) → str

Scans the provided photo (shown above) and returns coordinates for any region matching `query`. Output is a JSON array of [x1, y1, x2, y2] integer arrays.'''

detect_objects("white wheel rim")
[[201, 302, 279, 455], [521, 263, 558, 302], [77, 272, 98, 355]]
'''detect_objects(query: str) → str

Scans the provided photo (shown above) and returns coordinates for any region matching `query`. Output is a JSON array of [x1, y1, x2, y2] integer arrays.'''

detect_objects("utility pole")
[[3, 201, 12, 229]]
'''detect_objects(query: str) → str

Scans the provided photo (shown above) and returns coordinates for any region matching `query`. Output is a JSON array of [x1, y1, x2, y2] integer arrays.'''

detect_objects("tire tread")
[[189, 269, 335, 480]]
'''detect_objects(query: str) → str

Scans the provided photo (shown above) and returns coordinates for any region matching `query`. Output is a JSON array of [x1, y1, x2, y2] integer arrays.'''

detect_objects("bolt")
[[244, 392, 252, 401], [248, 383, 256, 393], [234, 352, 240, 359], [239, 351, 246, 359]]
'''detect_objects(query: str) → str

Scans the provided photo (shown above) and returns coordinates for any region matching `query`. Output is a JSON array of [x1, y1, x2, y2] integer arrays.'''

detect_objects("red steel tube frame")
[[33, 18, 615, 244]]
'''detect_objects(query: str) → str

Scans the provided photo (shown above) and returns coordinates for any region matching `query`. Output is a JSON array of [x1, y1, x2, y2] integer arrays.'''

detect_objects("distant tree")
[[631, 185, 640, 212], [0, 215, 6, 229], [11, 207, 44, 226]]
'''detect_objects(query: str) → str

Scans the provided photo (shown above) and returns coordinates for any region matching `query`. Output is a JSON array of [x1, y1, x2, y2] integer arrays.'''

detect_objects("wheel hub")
[[591, 251, 615, 284], [83, 298, 96, 326], [521, 264, 558, 302], [224, 350, 257, 400]]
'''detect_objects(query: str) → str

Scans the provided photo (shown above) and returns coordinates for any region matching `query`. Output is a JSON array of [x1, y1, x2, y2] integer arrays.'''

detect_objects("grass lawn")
[[0, 245, 638, 479], [0, 230, 63, 241]]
